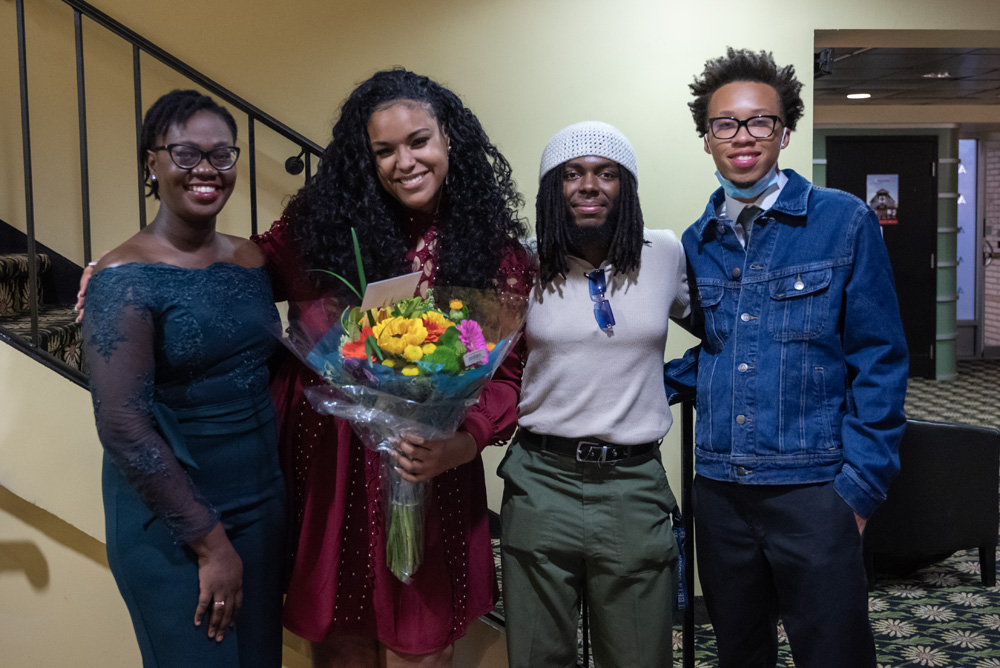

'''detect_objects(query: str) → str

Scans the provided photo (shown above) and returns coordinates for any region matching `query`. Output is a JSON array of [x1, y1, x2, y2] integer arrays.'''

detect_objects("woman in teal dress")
[[82, 90, 286, 668]]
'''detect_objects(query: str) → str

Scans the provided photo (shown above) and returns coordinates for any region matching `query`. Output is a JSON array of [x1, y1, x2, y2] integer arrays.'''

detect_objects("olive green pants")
[[498, 440, 678, 668]]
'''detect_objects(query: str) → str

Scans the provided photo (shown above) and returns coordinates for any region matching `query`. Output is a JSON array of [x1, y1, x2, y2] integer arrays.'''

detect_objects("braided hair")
[[287, 68, 526, 298], [535, 165, 645, 286], [139, 89, 238, 199]]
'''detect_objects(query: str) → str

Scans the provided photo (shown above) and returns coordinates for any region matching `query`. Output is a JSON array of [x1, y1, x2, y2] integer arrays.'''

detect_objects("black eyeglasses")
[[707, 115, 784, 140], [151, 144, 241, 170], [586, 269, 615, 332]]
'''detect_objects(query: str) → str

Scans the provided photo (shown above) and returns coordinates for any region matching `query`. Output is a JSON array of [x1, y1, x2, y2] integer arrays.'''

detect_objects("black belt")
[[518, 428, 659, 465]]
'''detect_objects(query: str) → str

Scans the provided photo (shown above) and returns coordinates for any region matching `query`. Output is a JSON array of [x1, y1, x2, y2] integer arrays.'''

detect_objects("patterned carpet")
[[0, 304, 85, 371], [905, 360, 999, 431], [490, 359, 1000, 667]]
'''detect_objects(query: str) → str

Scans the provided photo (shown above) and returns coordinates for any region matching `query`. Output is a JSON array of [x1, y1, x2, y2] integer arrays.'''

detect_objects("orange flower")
[[422, 311, 455, 343], [342, 326, 375, 359]]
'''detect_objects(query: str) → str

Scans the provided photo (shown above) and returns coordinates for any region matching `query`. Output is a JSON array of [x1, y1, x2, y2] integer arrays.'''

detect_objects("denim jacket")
[[678, 169, 908, 518]]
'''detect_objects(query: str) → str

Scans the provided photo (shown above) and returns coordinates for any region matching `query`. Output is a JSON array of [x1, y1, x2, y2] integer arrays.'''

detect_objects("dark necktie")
[[736, 204, 761, 228]]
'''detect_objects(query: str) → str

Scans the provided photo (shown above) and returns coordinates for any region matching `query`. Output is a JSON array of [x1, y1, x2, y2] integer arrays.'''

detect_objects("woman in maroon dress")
[[253, 69, 531, 667]]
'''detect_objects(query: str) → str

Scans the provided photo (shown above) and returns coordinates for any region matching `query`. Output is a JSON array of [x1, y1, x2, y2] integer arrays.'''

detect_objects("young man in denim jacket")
[[679, 48, 909, 668]]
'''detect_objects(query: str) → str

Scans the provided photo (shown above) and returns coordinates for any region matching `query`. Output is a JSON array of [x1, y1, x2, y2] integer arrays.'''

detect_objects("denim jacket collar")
[[692, 168, 812, 240]]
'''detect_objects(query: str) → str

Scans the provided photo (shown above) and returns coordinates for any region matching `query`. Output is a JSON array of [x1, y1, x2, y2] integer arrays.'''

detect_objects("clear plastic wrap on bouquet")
[[281, 285, 528, 583]]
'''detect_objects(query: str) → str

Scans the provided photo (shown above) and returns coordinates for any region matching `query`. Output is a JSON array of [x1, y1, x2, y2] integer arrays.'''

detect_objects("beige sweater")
[[517, 229, 690, 444]]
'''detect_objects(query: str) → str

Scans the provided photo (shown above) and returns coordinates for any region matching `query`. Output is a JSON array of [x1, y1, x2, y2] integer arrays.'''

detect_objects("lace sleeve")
[[82, 266, 219, 544], [461, 241, 536, 450]]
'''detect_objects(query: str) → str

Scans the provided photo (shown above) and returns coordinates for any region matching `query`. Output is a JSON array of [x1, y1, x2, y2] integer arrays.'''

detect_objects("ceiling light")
[[846, 93, 872, 100], [922, 72, 953, 79]]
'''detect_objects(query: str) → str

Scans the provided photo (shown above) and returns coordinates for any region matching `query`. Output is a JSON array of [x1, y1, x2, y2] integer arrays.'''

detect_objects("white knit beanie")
[[539, 121, 637, 182]]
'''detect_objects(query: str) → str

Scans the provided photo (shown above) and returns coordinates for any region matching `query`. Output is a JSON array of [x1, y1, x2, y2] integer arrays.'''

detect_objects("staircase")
[[0, 252, 84, 371], [3, 0, 321, 385]]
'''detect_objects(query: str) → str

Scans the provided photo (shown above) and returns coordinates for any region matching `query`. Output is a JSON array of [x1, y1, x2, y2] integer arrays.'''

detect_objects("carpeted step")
[[0, 303, 84, 371], [0, 253, 51, 316]]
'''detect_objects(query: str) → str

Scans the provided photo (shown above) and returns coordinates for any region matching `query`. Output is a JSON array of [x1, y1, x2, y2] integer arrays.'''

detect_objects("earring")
[[151, 174, 157, 182]]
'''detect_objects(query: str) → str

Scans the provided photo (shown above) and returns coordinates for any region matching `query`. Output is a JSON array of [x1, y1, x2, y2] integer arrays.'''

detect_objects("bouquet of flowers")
[[282, 241, 527, 582]]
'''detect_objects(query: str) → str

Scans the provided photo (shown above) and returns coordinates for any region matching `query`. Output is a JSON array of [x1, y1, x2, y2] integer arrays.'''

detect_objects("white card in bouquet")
[[359, 271, 423, 311]]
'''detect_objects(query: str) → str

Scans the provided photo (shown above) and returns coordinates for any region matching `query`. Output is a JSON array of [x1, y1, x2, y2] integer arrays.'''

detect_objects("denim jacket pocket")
[[696, 283, 730, 348], [766, 267, 832, 341]]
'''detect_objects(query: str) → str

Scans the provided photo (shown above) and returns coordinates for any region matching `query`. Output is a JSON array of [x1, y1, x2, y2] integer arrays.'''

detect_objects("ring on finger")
[[213, 601, 225, 607]]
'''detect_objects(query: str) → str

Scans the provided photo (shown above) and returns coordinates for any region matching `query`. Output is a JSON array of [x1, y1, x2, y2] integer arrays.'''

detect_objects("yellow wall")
[[0, 346, 144, 666], [2, 0, 1000, 665]]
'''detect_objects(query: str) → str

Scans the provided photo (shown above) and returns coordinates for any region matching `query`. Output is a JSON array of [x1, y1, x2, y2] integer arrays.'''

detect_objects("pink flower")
[[457, 320, 486, 353]]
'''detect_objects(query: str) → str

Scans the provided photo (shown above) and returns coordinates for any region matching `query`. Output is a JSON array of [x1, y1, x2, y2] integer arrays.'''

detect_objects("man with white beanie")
[[497, 121, 690, 668]]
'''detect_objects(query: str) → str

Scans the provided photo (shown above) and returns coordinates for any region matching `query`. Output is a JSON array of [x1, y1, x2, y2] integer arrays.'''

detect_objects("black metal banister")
[[74, 9, 92, 264], [132, 43, 146, 228], [249, 118, 258, 235], [6, 0, 326, 386], [61, 0, 323, 157], [681, 399, 696, 668], [16, 0, 39, 349]]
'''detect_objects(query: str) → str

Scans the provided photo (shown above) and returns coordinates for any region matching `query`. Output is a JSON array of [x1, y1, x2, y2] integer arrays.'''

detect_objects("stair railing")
[[6, 0, 324, 386]]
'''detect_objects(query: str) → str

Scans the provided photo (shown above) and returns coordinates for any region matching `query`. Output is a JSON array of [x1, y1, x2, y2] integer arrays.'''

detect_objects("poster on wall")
[[866, 174, 899, 225]]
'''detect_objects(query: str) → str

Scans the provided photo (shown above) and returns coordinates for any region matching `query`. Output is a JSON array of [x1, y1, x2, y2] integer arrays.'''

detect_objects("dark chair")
[[863, 419, 1000, 589]]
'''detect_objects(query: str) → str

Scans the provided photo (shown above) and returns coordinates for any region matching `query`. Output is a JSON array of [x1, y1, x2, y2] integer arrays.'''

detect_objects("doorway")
[[826, 136, 938, 378], [813, 30, 1000, 365]]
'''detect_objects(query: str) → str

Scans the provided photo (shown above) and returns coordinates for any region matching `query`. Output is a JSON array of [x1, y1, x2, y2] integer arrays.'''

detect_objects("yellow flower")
[[449, 299, 464, 310], [422, 343, 437, 355], [404, 345, 424, 362], [372, 316, 428, 355], [423, 310, 455, 329], [381, 359, 396, 368], [401, 365, 420, 376]]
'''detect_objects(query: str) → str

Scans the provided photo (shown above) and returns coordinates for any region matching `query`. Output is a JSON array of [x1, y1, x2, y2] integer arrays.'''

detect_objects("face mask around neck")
[[715, 167, 779, 201]]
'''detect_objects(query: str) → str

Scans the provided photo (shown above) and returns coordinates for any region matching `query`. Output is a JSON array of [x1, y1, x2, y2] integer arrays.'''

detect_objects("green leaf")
[[392, 295, 434, 319], [308, 269, 361, 300], [351, 227, 367, 295], [365, 337, 384, 361]]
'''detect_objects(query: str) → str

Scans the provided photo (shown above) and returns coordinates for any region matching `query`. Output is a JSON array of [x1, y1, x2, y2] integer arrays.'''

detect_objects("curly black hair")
[[139, 89, 238, 199], [286, 68, 526, 298], [688, 48, 804, 137], [535, 164, 645, 286]]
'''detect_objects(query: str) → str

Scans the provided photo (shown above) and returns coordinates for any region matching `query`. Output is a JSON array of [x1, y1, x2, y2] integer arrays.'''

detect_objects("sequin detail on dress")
[[257, 215, 534, 653]]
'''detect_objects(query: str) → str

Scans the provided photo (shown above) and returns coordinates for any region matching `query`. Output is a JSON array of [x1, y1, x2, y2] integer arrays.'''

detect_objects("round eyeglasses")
[[152, 144, 241, 170], [707, 115, 783, 140]]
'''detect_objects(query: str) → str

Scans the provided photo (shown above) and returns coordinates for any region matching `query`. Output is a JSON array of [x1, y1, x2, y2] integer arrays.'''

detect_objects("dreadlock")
[[139, 89, 238, 199], [535, 165, 646, 286]]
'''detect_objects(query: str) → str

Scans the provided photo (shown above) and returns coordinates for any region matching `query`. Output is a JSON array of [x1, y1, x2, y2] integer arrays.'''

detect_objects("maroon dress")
[[252, 214, 532, 654]]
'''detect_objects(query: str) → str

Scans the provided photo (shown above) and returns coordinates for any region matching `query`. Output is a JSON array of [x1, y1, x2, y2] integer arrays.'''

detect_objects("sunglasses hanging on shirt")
[[586, 269, 615, 332]]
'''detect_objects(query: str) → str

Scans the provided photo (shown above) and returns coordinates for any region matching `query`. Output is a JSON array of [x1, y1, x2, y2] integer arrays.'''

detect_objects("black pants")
[[693, 476, 876, 668]]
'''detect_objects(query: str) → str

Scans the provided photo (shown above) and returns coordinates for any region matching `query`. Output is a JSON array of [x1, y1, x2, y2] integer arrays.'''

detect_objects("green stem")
[[351, 227, 367, 295]]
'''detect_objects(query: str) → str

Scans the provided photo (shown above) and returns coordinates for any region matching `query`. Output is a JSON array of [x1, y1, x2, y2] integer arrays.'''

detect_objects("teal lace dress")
[[82, 262, 286, 668]]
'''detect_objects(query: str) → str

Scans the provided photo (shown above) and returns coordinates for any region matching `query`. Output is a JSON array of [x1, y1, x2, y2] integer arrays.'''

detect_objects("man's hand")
[[392, 431, 477, 483]]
